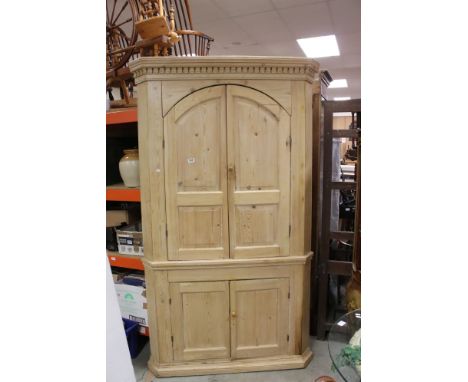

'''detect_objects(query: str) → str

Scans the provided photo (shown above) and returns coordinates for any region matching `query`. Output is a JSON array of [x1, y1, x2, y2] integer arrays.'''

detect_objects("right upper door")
[[226, 85, 291, 259]]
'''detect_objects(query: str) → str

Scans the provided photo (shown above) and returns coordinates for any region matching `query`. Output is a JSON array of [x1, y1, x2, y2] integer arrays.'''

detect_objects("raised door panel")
[[227, 85, 291, 259], [170, 281, 230, 361], [164, 86, 229, 260], [230, 278, 289, 359]]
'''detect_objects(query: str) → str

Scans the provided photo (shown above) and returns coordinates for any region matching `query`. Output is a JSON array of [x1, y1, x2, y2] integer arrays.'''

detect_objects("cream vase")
[[119, 149, 140, 187]]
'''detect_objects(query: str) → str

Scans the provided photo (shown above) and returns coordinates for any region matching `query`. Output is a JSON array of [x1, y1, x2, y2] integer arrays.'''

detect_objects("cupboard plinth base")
[[148, 348, 313, 377]]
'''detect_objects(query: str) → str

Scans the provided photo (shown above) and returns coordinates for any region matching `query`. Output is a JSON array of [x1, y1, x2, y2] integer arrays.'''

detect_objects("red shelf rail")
[[106, 108, 137, 125], [107, 252, 144, 271], [106, 185, 141, 202]]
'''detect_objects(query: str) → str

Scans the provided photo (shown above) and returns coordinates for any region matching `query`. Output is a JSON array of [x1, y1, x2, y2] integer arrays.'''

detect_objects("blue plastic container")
[[123, 318, 147, 358], [122, 275, 145, 288]]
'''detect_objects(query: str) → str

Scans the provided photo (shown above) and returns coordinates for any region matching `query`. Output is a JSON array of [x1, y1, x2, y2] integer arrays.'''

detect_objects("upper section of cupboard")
[[165, 85, 290, 260], [130, 56, 319, 263]]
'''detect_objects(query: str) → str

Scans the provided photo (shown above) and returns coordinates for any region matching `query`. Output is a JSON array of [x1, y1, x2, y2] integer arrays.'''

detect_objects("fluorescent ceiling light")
[[334, 97, 351, 101], [333, 112, 352, 117], [329, 79, 348, 88], [296, 35, 340, 58]]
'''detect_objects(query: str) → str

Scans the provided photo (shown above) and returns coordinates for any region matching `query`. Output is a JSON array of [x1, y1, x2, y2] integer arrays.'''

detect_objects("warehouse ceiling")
[[190, 0, 361, 99]]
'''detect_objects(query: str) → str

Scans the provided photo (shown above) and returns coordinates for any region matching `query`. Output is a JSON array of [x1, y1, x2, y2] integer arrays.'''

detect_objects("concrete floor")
[[132, 337, 341, 382]]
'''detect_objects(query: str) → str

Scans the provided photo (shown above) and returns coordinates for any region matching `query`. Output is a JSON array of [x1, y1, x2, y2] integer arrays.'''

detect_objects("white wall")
[[106, 259, 136, 382]]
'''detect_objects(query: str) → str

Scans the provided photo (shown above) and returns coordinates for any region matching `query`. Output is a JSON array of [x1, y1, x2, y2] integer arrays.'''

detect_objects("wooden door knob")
[[228, 166, 235, 173], [231, 311, 237, 318]]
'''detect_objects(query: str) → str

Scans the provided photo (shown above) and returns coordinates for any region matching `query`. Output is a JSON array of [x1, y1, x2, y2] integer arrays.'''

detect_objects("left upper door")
[[164, 86, 229, 260]]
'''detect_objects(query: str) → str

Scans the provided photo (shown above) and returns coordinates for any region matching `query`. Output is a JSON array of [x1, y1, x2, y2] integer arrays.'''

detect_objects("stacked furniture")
[[316, 99, 361, 340], [129, 56, 319, 377]]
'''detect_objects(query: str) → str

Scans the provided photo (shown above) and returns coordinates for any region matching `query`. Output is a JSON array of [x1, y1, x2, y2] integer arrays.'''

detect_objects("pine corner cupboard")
[[129, 56, 320, 377]]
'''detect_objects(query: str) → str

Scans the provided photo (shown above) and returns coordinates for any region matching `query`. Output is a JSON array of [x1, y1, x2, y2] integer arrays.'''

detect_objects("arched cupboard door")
[[164, 85, 290, 260], [227, 85, 291, 259], [164, 86, 229, 260]]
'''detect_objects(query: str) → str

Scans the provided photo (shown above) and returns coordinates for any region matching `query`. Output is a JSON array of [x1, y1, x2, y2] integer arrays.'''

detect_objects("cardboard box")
[[114, 283, 148, 326], [111, 270, 126, 283], [106, 206, 140, 227], [106, 210, 129, 228], [115, 224, 143, 256]]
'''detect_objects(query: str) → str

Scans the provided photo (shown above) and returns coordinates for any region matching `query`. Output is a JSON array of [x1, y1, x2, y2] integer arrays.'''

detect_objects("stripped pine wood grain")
[[147, 81, 168, 261], [131, 56, 318, 376], [230, 278, 289, 359], [290, 81, 306, 257], [162, 80, 292, 116], [164, 86, 229, 260], [227, 85, 290, 259], [170, 281, 230, 361], [136, 81, 154, 260]]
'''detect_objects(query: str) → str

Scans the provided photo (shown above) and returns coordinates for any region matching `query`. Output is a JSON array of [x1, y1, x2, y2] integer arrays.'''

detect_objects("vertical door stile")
[[224, 85, 231, 259], [226, 85, 236, 258], [229, 279, 236, 358]]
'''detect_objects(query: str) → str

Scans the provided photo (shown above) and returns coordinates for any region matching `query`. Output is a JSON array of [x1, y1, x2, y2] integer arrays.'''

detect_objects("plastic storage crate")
[[115, 223, 143, 256], [123, 318, 147, 358]]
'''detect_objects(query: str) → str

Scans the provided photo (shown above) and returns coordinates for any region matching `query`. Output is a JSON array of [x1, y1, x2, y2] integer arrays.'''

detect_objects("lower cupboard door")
[[230, 278, 289, 359], [169, 281, 230, 361]]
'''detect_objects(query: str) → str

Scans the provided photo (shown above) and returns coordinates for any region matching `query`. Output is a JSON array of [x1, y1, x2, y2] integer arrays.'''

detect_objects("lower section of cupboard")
[[143, 253, 313, 377], [148, 348, 313, 377]]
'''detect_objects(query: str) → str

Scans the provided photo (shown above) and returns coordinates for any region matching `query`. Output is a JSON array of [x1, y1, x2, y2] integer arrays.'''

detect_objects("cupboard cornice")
[[129, 56, 319, 84]]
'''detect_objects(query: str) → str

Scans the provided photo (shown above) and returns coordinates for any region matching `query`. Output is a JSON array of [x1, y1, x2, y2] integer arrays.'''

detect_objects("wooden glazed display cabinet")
[[129, 56, 319, 377]]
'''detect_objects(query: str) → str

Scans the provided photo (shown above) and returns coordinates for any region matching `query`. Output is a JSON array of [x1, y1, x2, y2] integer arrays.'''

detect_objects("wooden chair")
[[106, 0, 213, 107], [162, 0, 213, 56]]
